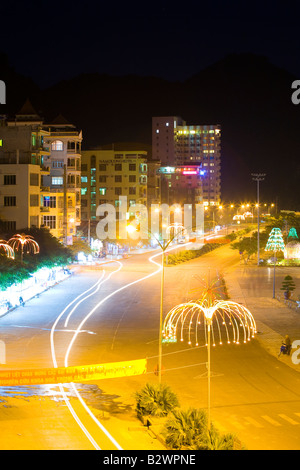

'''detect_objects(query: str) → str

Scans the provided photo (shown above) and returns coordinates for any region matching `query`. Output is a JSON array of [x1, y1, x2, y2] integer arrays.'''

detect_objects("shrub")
[[134, 383, 179, 418], [166, 243, 223, 266], [163, 408, 239, 450]]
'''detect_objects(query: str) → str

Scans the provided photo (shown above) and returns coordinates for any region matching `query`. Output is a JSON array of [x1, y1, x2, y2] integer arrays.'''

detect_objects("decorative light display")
[[0, 240, 15, 259], [162, 295, 256, 429], [265, 228, 285, 253], [265, 228, 285, 298], [162, 298, 257, 348], [7, 233, 39, 262], [288, 227, 298, 239]]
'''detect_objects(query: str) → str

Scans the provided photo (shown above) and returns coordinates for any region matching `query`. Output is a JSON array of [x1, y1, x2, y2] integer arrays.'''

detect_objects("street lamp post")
[[158, 247, 165, 384], [251, 173, 266, 266], [162, 298, 257, 430], [265, 228, 285, 299], [150, 223, 187, 384]]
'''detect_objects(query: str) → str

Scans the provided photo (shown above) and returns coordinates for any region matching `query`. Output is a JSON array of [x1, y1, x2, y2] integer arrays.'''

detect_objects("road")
[[0, 242, 300, 450]]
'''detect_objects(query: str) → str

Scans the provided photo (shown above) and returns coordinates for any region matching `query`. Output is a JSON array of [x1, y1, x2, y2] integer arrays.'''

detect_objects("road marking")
[[244, 416, 264, 428], [278, 414, 300, 425], [229, 418, 246, 430], [261, 415, 281, 426]]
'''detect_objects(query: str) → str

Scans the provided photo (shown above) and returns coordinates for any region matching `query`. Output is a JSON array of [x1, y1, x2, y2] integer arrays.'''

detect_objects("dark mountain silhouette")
[[1, 52, 299, 209]]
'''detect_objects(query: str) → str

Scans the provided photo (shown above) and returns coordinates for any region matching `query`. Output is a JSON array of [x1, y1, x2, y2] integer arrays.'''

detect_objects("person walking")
[[285, 335, 291, 355]]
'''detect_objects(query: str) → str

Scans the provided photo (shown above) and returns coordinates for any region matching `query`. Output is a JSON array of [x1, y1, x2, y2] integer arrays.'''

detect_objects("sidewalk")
[[225, 264, 300, 372]]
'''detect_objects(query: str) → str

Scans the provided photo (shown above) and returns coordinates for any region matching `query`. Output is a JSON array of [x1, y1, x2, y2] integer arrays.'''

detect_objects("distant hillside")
[[1, 52, 299, 208]]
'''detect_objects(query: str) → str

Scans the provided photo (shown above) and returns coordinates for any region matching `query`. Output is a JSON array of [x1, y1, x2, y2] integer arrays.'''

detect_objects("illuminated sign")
[[159, 166, 176, 174], [0, 358, 147, 386], [182, 170, 198, 175]]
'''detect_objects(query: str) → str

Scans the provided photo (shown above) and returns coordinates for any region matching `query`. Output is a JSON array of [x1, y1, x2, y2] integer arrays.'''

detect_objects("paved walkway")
[[225, 263, 300, 372]]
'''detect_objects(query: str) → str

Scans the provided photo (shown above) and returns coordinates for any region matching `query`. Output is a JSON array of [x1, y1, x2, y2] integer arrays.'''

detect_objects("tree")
[[134, 383, 179, 418], [280, 275, 296, 299], [163, 408, 208, 449], [163, 408, 238, 450]]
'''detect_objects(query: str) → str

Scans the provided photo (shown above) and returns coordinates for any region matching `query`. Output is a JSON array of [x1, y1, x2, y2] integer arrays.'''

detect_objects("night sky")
[[1, 0, 300, 87]]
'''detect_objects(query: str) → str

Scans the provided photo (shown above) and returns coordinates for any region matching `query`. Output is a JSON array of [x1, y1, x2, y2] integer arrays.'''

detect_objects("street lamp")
[[162, 297, 257, 430], [265, 228, 285, 298], [251, 173, 266, 266], [150, 224, 188, 384]]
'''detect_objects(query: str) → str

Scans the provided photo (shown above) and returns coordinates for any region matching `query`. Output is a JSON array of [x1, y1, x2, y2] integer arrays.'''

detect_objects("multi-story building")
[[0, 101, 82, 244], [42, 114, 82, 236], [0, 100, 50, 232], [147, 160, 161, 208], [40, 189, 76, 242], [81, 149, 148, 239], [152, 116, 221, 205], [158, 164, 203, 206]]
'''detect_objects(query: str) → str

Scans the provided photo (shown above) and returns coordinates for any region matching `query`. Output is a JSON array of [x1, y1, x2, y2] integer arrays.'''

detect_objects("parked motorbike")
[[278, 342, 291, 357]]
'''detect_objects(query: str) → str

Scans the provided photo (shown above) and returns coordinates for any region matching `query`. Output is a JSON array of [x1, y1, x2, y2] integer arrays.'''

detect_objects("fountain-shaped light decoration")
[[0, 240, 15, 259], [162, 290, 257, 429]]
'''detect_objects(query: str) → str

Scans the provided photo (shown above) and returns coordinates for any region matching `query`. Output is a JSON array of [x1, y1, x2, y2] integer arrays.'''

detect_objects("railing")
[[276, 294, 300, 311]]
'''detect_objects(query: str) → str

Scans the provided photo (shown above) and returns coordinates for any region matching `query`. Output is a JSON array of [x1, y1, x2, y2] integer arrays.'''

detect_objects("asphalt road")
[[1, 244, 300, 450]]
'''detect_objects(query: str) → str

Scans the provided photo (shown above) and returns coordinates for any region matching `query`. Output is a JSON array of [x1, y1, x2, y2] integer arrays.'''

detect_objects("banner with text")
[[0, 358, 147, 386]]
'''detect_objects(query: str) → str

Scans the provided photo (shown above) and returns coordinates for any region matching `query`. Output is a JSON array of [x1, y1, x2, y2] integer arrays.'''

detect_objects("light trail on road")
[[50, 243, 192, 450]]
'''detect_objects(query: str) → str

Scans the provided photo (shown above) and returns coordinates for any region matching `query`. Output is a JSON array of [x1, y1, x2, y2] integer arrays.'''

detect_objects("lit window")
[[52, 177, 63, 185], [156, 129, 159, 134], [43, 215, 56, 229], [99, 188, 106, 195], [51, 140, 64, 151]]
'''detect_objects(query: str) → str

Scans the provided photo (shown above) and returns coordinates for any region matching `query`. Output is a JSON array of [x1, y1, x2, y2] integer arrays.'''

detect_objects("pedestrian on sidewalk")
[[285, 335, 291, 355]]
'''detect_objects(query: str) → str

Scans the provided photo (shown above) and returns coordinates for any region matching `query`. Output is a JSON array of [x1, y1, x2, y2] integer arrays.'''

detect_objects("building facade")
[[152, 116, 221, 206], [81, 149, 148, 239], [0, 101, 82, 243], [42, 114, 82, 236], [0, 100, 50, 233]]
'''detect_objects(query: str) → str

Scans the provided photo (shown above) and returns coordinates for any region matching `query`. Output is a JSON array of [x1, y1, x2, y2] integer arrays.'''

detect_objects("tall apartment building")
[[42, 115, 82, 242], [152, 116, 221, 205], [0, 101, 82, 243], [81, 149, 148, 238]]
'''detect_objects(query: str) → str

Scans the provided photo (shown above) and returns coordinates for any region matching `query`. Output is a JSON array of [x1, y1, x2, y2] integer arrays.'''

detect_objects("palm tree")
[[134, 382, 179, 418], [163, 408, 209, 449], [203, 428, 237, 450], [163, 408, 239, 450]]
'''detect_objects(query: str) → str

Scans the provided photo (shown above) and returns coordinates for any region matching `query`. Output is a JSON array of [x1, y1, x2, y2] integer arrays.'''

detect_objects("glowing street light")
[[162, 296, 256, 429], [8, 233, 40, 263], [150, 224, 189, 384]]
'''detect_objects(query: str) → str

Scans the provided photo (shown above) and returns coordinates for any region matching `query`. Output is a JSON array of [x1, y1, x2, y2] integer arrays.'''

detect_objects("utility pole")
[[251, 173, 266, 266]]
